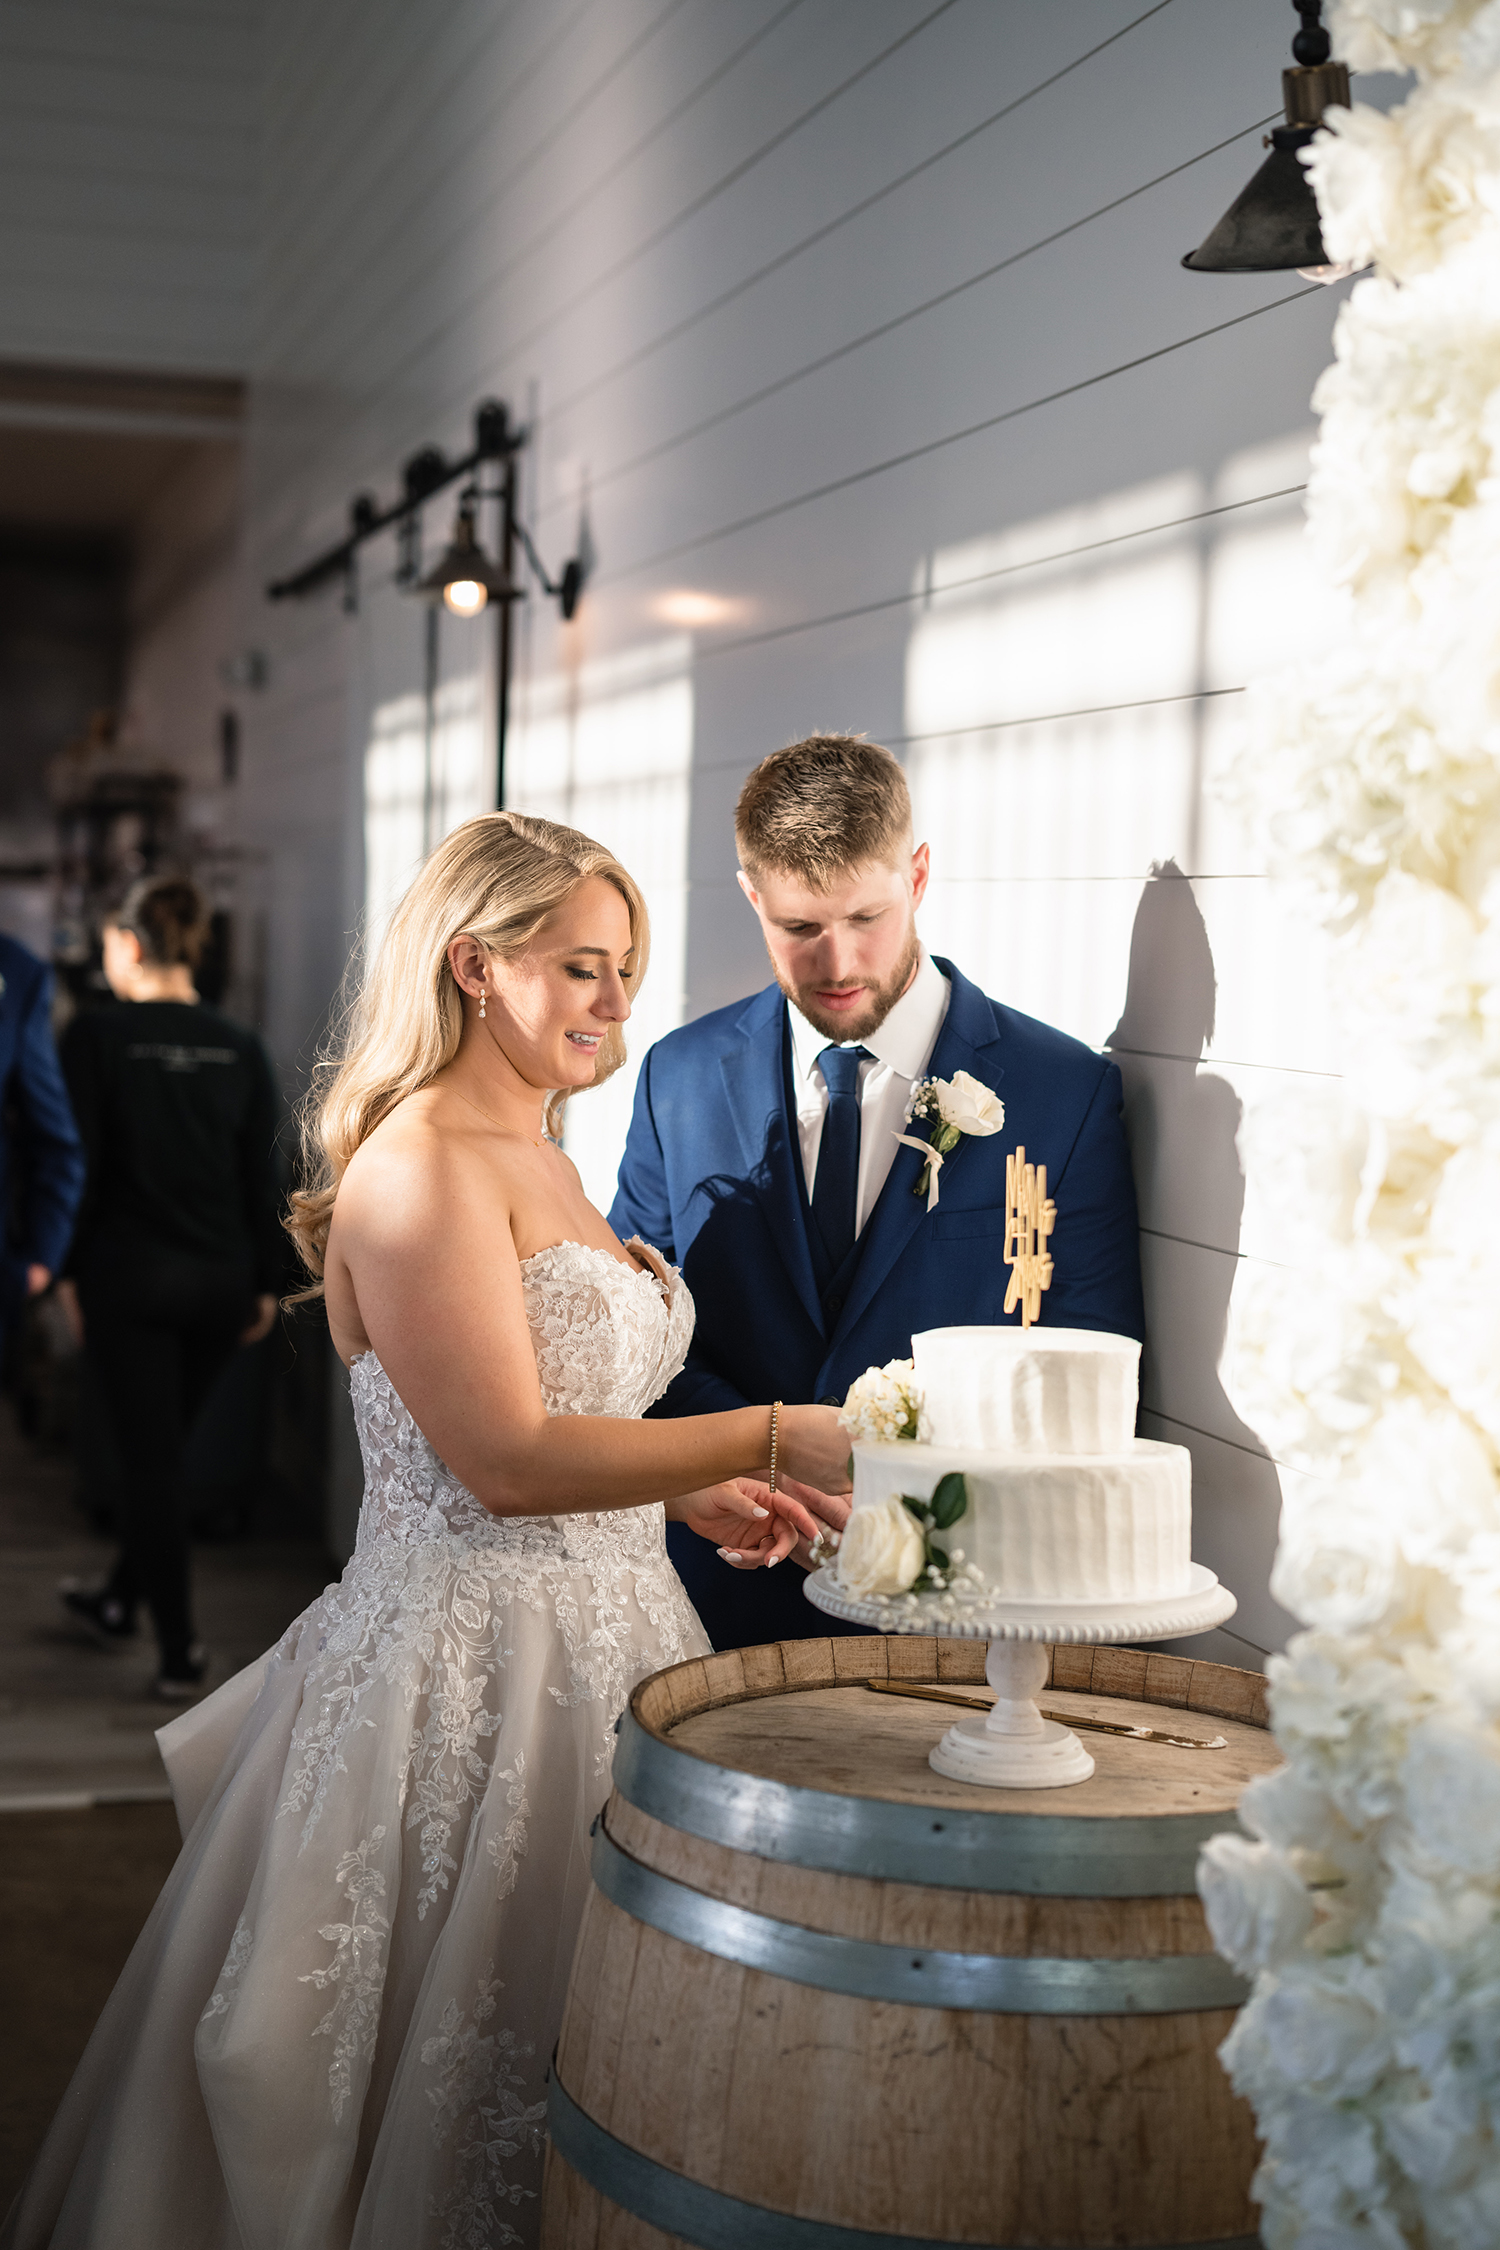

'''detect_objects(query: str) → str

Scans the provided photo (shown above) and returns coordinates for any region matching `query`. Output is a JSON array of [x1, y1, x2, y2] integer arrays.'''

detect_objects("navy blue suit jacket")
[[0, 936, 85, 1315], [609, 958, 1144, 1648]]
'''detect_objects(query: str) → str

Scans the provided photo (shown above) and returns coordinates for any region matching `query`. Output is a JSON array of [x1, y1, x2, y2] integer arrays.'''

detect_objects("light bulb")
[[443, 578, 488, 617]]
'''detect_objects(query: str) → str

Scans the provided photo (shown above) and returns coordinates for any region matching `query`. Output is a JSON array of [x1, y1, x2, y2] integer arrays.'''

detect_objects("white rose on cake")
[[836, 1493, 926, 1598], [839, 1359, 926, 1444]]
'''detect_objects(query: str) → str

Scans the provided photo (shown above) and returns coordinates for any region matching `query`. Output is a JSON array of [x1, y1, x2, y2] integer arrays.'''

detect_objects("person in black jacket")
[[57, 877, 284, 1698], [0, 932, 86, 1321]]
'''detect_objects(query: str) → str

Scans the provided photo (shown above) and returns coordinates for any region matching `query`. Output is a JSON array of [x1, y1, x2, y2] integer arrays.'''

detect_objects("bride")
[[5, 811, 849, 2250]]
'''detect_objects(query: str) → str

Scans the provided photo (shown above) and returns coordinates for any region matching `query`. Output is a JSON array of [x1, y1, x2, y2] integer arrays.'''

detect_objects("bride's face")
[[488, 876, 635, 1091]]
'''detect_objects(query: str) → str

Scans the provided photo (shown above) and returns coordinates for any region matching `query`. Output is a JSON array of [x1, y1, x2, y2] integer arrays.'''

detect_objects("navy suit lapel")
[[828, 960, 1004, 1349], [718, 987, 825, 1338]]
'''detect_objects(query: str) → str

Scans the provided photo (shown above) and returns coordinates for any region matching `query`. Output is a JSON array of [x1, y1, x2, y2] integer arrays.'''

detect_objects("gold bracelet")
[[769, 1399, 781, 1495]]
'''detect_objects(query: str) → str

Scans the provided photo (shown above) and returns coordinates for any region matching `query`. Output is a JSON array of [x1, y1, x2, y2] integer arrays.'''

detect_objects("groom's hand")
[[769, 1473, 853, 1573], [773, 1473, 851, 1538]]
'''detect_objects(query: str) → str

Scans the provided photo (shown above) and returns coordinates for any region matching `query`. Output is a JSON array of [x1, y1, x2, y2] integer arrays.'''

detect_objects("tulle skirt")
[[2, 1517, 708, 2250]]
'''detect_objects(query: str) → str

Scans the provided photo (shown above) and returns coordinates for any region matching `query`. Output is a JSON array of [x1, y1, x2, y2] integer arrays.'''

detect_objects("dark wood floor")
[[0, 1400, 332, 2211], [0, 1801, 184, 2212]]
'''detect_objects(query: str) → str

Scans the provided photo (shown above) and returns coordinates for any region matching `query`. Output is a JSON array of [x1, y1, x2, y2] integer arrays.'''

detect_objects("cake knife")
[[863, 1677, 1229, 1751]]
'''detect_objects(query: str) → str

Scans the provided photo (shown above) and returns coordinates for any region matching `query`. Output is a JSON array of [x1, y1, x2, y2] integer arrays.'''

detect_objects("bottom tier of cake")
[[849, 1437, 1193, 1604]]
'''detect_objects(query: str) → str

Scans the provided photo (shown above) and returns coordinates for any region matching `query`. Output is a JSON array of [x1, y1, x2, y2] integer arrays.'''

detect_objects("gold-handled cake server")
[[864, 1676, 1228, 1751]]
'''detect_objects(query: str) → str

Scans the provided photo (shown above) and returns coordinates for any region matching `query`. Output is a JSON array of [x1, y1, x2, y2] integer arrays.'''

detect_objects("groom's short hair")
[[736, 734, 912, 892]]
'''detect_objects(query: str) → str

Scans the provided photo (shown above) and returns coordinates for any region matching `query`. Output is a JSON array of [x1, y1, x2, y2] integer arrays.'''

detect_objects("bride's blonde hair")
[[286, 809, 649, 1289]]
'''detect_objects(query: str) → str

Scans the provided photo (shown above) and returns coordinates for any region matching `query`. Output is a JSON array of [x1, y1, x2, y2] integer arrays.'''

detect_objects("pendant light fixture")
[[416, 494, 512, 616], [1183, 1, 1353, 277], [266, 398, 589, 806]]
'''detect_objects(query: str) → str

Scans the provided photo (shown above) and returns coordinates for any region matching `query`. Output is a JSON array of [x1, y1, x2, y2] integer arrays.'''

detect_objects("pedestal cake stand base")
[[927, 1641, 1098, 1787], [804, 1564, 1238, 1791]]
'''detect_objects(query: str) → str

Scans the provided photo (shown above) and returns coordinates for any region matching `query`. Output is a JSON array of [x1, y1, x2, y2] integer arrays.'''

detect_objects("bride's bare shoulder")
[[336, 1088, 514, 1245]]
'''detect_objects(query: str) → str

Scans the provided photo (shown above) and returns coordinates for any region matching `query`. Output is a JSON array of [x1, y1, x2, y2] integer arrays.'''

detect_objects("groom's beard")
[[777, 922, 921, 1046]]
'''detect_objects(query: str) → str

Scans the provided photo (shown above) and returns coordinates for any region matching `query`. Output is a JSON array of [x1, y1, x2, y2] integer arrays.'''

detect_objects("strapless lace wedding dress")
[[3, 1241, 710, 2250]]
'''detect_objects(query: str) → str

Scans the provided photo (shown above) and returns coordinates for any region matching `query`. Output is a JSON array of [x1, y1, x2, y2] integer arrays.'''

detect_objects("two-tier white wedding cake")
[[840, 1325, 1192, 1604]]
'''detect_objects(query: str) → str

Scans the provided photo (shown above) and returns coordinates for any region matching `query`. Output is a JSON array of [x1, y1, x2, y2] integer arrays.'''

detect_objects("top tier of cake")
[[911, 1326, 1140, 1455]]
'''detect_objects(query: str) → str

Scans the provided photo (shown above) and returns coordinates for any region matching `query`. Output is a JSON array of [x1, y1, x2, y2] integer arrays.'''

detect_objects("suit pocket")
[[930, 1209, 1006, 1242]]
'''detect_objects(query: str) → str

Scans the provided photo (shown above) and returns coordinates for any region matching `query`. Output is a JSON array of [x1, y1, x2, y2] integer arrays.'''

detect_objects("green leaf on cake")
[[929, 1472, 969, 1530]]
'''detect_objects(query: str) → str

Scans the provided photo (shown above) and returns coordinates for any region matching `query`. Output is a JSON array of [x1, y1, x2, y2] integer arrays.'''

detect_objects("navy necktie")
[[810, 1045, 871, 1275]]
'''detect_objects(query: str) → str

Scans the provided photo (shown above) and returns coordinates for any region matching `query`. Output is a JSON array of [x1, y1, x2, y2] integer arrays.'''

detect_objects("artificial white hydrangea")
[[1407, 1134, 1500, 1437], [1197, 1835, 1317, 1976], [837, 1358, 926, 1444], [1307, 91, 1500, 278], [1235, 648, 1500, 929], [1306, 250, 1500, 598], [1208, 13, 1500, 2234], [1328, 0, 1500, 78]]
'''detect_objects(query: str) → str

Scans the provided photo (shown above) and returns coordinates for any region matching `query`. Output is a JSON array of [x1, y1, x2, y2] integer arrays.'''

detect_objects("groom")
[[610, 734, 1144, 1650]]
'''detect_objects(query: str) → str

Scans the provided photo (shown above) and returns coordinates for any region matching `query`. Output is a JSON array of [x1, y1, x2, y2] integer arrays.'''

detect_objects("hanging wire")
[[272, 0, 606, 326], [465, 0, 813, 317], [603, 285, 1324, 583], [694, 483, 1310, 662], [350, 0, 1176, 452], [558, 111, 1285, 518], [888, 684, 1245, 748], [271, 0, 693, 467], [520, 0, 1181, 413]]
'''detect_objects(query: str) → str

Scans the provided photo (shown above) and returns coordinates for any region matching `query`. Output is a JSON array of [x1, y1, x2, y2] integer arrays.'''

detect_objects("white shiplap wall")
[[232, 0, 1370, 1632], [0, 0, 256, 372]]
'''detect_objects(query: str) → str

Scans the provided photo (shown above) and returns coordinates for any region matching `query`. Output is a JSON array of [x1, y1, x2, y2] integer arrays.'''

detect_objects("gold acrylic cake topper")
[[1003, 1145, 1055, 1328]]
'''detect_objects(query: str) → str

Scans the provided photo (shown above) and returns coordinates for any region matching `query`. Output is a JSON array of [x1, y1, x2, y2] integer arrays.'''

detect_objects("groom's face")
[[738, 846, 930, 1043]]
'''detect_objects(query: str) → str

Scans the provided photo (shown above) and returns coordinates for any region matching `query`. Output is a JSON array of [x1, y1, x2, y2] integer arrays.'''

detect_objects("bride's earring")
[[478, 985, 486, 1019]]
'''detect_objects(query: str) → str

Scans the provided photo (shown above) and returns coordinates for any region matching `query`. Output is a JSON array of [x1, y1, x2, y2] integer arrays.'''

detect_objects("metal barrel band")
[[614, 1702, 1242, 1897], [592, 1818, 1248, 2016], [547, 2062, 1261, 2250]]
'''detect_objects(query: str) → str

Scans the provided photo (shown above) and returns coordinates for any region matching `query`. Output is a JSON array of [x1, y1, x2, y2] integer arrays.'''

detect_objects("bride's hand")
[[672, 1479, 822, 1568], [777, 1404, 852, 1497]]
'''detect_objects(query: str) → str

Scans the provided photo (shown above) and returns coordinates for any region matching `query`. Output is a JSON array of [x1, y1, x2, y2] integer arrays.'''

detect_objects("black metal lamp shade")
[[1183, 29, 1352, 276], [416, 501, 514, 610], [1183, 123, 1328, 272]]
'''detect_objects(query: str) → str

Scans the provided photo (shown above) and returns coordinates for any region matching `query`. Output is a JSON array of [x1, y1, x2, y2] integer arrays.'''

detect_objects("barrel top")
[[667, 1683, 1276, 1820], [621, 1642, 1276, 1892]]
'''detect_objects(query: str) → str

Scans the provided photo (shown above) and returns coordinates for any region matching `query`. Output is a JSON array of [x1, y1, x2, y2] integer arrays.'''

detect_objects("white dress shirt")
[[787, 948, 951, 1237]]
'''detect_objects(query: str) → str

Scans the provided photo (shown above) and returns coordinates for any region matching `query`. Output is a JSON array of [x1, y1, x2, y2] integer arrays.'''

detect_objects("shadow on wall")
[[1107, 859, 1291, 1661]]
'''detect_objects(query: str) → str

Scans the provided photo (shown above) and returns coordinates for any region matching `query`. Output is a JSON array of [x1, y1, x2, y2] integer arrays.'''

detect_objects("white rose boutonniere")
[[896, 1071, 1004, 1210]]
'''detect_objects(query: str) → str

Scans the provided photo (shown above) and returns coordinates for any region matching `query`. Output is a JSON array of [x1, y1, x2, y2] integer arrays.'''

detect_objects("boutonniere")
[[893, 1071, 1004, 1211]]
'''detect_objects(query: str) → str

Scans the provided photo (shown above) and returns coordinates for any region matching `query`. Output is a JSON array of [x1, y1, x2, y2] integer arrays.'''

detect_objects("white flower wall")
[[1198, 6, 1500, 2242]]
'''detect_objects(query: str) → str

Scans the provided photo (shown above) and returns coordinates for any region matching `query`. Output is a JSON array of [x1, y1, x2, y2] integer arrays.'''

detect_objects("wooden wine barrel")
[[542, 1636, 1277, 2250]]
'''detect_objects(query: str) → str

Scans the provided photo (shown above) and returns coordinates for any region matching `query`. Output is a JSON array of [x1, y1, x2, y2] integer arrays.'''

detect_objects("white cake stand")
[[804, 1563, 1237, 1789]]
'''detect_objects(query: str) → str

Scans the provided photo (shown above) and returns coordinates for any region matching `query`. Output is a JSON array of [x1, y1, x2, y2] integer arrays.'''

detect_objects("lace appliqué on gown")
[[2, 1240, 712, 2250], [420, 1966, 548, 2250], [257, 1241, 703, 2232], [277, 1246, 697, 1908], [299, 1828, 393, 2124]]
